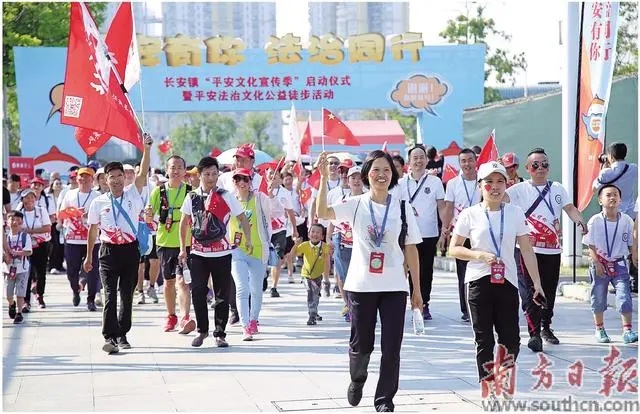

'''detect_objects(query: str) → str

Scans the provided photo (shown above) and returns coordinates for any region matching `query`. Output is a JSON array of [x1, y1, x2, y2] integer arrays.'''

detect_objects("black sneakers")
[[8, 303, 16, 319], [13, 313, 23, 324], [270, 288, 280, 298], [87, 301, 97, 312], [541, 328, 560, 345], [347, 381, 365, 406], [191, 332, 209, 347], [118, 336, 131, 349], [73, 291, 81, 307], [102, 338, 119, 354], [528, 335, 543, 352], [307, 316, 317, 326], [229, 312, 240, 326]]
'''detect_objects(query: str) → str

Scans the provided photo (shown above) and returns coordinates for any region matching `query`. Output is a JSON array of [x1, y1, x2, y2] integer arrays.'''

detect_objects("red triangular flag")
[[74, 128, 110, 156], [300, 121, 312, 155], [300, 187, 312, 205], [258, 174, 269, 196], [292, 161, 303, 178], [210, 147, 222, 158], [476, 129, 499, 169], [61, 3, 142, 150], [323, 108, 359, 146]]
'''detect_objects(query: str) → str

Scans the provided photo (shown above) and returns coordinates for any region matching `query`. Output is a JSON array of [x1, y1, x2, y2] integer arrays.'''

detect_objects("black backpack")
[[190, 189, 227, 243], [159, 183, 192, 224]]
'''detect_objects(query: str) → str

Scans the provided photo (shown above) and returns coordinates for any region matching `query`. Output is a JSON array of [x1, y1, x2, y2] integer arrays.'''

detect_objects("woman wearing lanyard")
[[316, 150, 422, 412], [450, 162, 545, 399]]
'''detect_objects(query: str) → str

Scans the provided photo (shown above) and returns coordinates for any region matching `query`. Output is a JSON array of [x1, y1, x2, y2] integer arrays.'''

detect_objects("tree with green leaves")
[[439, 5, 527, 103], [614, 2, 638, 76], [234, 112, 280, 157], [3, 2, 108, 155], [164, 113, 237, 165], [361, 109, 417, 146]]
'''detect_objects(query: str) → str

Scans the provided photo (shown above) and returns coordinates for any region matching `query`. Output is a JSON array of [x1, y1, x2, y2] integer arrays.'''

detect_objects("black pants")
[[99, 242, 140, 340], [65, 243, 100, 302], [454, 239, 472, 315], [48, 225, 65, 271], [409, 237, 438, 306], [466, 276, 520, 382], [26, 242, 50, 303], [348, 290, 407, 412], [189, 254, 232, 337], [229, 277, 237, 315], [515, 249, 560, 337]]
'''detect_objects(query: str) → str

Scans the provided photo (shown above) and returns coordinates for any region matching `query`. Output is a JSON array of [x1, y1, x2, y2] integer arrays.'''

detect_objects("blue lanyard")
[[532, 182, 555, 217], [168, 184, 183, 208], [77, 190, 92, 208], [369, 195, 391, 248], [407, 173, 428, 203], [602, 213, 620, 258], [484, 205, 504, 259], [21, 208, 36, 229], [462, 178, 476, 207], [110, 194, 124, 225]]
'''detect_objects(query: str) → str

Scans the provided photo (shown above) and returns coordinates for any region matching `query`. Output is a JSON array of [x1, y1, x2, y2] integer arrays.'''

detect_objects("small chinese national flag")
[[442, 163, 459, 184], [300, 187, 312, 205], [300, 121, 312, 155], [158, 139, 172, 154], [258, 174, 269, 196], [322, 108, 359, 146], [476, 129, 499, 169], [307, 169, 321, 190]]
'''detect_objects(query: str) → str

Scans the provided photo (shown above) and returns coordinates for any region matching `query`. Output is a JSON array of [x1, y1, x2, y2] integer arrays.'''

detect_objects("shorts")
[[332, 234, 352, 282], [590, 261, 633, 314], [271, 231, 287, 260], [5, 271, 29, 298], [139, 235, 158, 263], [285, 236, 295, 255], [157, 246, 189, 281]]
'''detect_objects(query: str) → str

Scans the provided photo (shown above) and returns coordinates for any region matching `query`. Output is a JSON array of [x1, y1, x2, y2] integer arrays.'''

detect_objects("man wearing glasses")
[[506, 148, 586, 353]]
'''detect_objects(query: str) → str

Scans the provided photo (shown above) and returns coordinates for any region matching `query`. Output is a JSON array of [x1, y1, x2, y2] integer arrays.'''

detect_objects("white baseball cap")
[[95, 167, 105, 177], [477, 161, 508, 182], [123, 164, 135, 171], [347, 166, 362, 177]]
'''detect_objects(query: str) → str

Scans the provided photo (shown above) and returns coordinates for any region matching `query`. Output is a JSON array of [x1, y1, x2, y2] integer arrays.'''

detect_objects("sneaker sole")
[[242, 335, 253, 341], [102, 343, 119, 354], [119, 343, 132, 350], [179, 319, 196, 335]]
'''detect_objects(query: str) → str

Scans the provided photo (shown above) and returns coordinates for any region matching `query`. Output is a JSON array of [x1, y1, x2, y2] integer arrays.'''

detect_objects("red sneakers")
[[164, 314, 178, 332], [178, 315, 196, 335]]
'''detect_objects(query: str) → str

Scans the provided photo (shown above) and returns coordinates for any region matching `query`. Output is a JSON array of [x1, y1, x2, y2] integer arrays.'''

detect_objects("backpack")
[[190, 189, 228, 243], [159, 183, 192, 224]]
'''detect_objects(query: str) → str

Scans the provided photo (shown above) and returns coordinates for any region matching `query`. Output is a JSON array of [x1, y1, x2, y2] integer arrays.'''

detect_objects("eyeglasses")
[[530, 161, 549, 170], [233, 176, 250, 183], [329, 161, 340, 166]]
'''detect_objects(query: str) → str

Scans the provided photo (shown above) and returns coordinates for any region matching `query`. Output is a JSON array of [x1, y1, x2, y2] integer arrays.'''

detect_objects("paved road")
[[3, 269, 638, 411]]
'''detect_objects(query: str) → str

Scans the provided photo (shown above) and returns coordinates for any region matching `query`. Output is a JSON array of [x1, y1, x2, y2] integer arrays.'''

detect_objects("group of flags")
[[62, 2, 142, 156]]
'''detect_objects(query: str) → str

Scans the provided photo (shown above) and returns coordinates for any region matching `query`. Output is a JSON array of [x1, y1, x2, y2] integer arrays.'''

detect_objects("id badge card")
[[234, 232, 243, 245], [490, 261, 505, 284], [165, 208, 173, 230], [605, 261, 617, 276], [369, 252, 385, 274], [8, 265, 17, 280]]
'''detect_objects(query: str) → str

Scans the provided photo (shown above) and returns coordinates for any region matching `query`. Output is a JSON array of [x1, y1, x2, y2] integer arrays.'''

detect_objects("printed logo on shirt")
[[622, 232, 629, 242], [425, 187, 431, 194], [555, 194, 562, 205]]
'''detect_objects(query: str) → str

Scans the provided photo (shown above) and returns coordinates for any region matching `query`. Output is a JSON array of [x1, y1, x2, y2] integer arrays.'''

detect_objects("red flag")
[[476, 129, 499, 169], [442, 163, 459, 184], [322, 108, 359, 146], [307, 169, 321, 190], [210, 147, 222, 158], [105, 2, 140, 91], [74, 128, 110, 156], [300, 121, 312, 155], [158, 139, 172, 154], [292, 161, 303, 177], [60, 3, 142, 150], [300, 187, 312, 205], [258, 174, 269, 196]]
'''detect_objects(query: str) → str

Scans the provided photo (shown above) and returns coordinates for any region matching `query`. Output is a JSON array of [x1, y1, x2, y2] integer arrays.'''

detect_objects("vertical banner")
[[575, 2, 619, 211], [8, 156, 35, 183]]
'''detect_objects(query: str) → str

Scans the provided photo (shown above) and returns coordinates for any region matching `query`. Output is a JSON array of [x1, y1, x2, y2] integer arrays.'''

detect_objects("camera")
[[597, 153, 608, 164]]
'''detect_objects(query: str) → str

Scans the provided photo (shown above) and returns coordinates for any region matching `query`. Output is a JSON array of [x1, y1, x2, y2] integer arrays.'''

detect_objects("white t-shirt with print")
[[583, 212, 634, 262], [87, 185, 145, 245], [37, 193, 56, 218], [59, 188, 100, 245], [444, 175, 481, 229], [3, 231, 33, 274], [273, 187, 294, 237], [180, 187, 243, 258], [506, 181, 570, 255], [332, 192, 421, 293], [453, 203, 530, 287], [312, 178, 341, 229], [269, 193, 288, 235], [328, 186, 353, 247], [20, 207, 52, 245], [283, 186, 306, 226], [398, 172, 445, 238]]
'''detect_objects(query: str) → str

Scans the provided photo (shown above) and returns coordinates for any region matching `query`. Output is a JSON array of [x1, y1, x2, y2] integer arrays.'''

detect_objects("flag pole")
[[321, 107, 325, 153]]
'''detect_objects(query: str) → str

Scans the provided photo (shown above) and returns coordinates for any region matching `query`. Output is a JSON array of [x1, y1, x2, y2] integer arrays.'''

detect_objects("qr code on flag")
[[63, 96, 83, 118]]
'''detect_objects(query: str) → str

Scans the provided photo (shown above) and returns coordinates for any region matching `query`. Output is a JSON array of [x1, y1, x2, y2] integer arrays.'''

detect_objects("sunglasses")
[[530, 161, 549, 170], [329, 161, 340, 166], [233, 176, 250, 183]]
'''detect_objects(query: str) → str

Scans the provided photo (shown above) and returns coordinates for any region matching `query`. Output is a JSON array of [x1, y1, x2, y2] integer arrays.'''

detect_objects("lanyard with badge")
[[164, 184, 183, 230], [462, 179, 476, 207], [6, 233, 23, 280], [602, 212, 620, 276], [485, 204, 505, 284], [109, 194, 127, 242], [77, 190, 93, 209], [407, 174, 428, 216], [368, 195, 391, 274]]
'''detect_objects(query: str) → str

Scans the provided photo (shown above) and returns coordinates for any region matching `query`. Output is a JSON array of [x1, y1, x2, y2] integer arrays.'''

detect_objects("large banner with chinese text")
[[14, 33, 484, 162]]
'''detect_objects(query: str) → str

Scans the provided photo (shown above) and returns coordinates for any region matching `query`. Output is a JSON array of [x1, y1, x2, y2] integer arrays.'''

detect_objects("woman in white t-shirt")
[[450, 162, 545, 400], [316, 150, 422, 412]]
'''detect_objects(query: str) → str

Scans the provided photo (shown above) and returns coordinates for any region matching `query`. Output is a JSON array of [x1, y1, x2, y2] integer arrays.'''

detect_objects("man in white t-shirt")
[[440, 148, 482, 322], [178, 159, 251, 348], [217, 144, 263, 192], [59, 167, 101, 311], [270, 169, 298, 291], [506, 147, 586, 352], [84, 134, 153, 355], [398, 145, 446, 321]]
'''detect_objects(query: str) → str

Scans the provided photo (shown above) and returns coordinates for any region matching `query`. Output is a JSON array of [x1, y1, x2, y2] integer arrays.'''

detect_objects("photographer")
[[593, 142, 637, 219]]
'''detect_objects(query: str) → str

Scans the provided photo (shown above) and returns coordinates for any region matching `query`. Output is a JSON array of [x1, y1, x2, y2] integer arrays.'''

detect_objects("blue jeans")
[[231, 249, 266, 327], [590, 260, 633, 314], [332, 233, 352, 282]]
